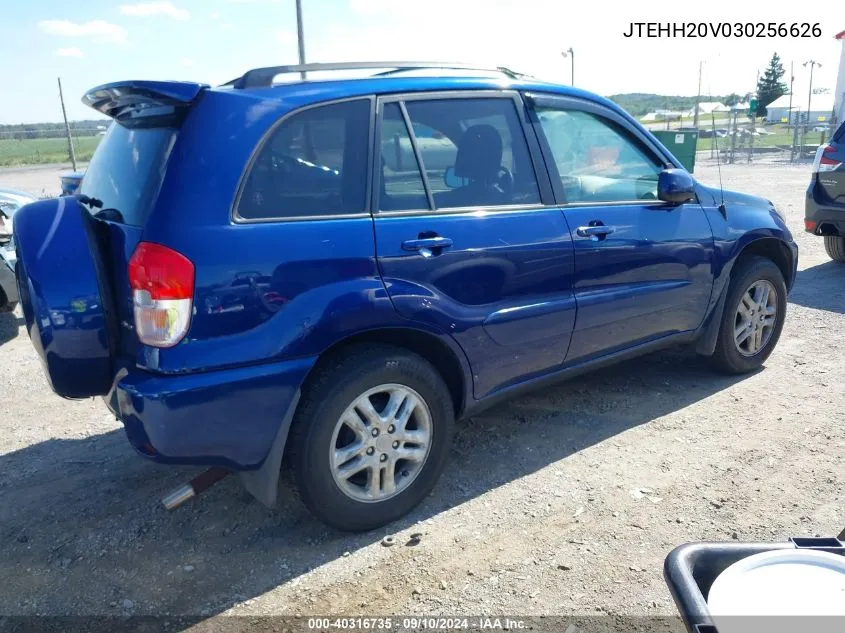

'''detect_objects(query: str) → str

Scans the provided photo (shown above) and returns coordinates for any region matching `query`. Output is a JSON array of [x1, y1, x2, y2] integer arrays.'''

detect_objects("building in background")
[[766, 92, 836, 124]]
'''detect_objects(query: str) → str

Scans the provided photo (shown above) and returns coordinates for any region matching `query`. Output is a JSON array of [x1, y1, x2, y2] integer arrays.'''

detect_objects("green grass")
[[696, 133, 789, 152], [695, 128, 827, 152], [0, 136, 101, 167]]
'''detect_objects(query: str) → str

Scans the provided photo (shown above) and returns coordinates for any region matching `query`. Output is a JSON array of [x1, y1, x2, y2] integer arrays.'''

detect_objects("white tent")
[[687, 102, 728, 117]]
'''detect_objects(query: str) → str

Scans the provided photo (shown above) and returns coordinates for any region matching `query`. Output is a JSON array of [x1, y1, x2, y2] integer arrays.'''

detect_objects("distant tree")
[[608, 93, 734, 117], [723, 93, 741, 107], [755, 53, 788, 117]]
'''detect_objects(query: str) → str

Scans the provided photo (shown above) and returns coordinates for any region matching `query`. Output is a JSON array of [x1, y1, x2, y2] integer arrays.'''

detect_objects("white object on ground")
[[708, 548, 845, 633]]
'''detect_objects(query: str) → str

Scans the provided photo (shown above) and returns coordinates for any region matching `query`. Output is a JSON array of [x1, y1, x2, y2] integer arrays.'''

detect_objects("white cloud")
[[225, 0, 280, 3], [347, 0, 385, 13], [220, 23, 234, 31], [55, 47, 84, 58], [275, 30, 295, 45], [182, 58, 194, 66], [120, 2, 190, 20], [38, 19, 129, 44], [210, 12, 220, 19]]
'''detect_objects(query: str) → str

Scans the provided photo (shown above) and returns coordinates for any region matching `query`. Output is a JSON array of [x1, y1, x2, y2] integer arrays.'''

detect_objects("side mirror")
[[444, 166, 468, 189], [657, 169, 696, 204]]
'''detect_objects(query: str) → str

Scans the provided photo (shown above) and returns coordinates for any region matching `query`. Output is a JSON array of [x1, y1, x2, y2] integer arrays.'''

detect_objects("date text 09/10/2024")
[[307, 618, 530, 630], [623, 22, 822, 38]]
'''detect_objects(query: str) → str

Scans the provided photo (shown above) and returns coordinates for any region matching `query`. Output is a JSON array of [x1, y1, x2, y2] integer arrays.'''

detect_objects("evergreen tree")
[[723, 93, 741, 107], [755, 53, 788, 117]]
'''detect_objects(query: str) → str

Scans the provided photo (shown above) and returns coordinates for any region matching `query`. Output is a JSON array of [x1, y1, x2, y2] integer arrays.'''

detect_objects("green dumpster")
[[652, 129, 698, 173]]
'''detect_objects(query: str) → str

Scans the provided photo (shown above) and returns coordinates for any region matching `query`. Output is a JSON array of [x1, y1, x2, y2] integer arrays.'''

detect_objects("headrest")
[[454, 124, 503, 182]]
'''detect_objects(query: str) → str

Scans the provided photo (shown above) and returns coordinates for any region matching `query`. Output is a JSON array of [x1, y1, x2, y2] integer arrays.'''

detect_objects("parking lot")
[[0, 156, 842, 621]]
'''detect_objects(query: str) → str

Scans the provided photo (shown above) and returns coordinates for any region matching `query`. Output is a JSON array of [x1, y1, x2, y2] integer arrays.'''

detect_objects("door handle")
[[576, 225, 615, 239], [402, 236, 453, 255]]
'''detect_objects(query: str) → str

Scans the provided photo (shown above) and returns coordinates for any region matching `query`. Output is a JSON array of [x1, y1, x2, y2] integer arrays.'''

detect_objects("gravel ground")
[[0, 163, 80, 198], [0, 156, 843, 624]]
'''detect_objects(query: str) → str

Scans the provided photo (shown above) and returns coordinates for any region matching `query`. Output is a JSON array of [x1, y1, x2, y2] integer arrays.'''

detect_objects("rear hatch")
[[813, 123, 845, 206], [14, 80, 206, 399]]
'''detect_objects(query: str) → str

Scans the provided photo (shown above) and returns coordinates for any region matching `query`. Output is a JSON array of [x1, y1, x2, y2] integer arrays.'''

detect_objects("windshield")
[[78, 123, 177, 226]]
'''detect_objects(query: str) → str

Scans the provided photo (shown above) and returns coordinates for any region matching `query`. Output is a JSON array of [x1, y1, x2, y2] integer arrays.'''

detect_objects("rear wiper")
[[74, 193, 103, 209], [75, 194, 124, 222], [93, 208, 125, 223]]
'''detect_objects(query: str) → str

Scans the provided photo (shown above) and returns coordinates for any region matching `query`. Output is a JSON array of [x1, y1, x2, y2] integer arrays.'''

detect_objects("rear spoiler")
[[82, 80, 208, 125]]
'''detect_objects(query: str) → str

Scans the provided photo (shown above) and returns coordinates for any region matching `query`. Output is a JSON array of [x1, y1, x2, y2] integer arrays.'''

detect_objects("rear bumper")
[[805, 183, 845, 234], [106, 356, 315, 470]]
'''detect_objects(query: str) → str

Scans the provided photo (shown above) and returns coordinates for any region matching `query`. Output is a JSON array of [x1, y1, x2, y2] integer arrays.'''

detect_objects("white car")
[[0, 187, 35, 312], [0, 187, 37, 242]]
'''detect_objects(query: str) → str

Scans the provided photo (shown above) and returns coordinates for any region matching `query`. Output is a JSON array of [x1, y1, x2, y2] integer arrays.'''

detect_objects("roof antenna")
[[711, 112, 727, 214]]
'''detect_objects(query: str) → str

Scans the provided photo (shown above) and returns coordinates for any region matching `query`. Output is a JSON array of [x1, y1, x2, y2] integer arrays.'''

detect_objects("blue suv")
[[14, 62, 798, 531]]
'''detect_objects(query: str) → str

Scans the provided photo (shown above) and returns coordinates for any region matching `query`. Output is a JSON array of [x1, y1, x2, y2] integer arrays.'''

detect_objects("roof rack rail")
[[228, 62, 527, 89]]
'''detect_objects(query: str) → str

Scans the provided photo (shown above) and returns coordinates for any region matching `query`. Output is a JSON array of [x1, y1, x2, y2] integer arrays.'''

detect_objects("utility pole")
[[804, 60, 821, 127], [693, 60, 702, 129], [57, 77, 77, 172], [295, 0, 306, 79], [790, 107, 801, 162], [748, 110, 755, 163], [748, 69, 757, 162], [709, 113, 715, 160], [787, 61, 794, 125], [561, 48, 574, 86], [729, 109, 738, 164]]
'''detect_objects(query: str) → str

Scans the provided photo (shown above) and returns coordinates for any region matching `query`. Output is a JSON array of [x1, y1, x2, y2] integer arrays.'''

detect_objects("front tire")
[[823, 236, 845, 263], [711, 256, 787, 374], [289, 344, 454, 532]]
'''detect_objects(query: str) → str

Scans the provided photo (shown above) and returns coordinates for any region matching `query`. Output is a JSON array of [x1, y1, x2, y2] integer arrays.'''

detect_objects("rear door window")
[[238, 99, 371, 220], [380, 103, 429, 211], [78, 124, 177, 226], [377, 97, 541, 212]]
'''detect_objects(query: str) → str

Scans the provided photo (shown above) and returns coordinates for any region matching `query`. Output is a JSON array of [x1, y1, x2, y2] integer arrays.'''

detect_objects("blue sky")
[[1, 0, 842, 124]]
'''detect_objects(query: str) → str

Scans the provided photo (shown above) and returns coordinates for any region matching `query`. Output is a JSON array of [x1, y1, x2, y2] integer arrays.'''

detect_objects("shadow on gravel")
[[0, 347, 754, 620], [789, 261, 845, 314], [0, 311, 21, 346]]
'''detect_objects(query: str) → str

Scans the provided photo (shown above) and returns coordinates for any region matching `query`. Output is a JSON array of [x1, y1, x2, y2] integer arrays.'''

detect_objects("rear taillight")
[[813, 145, 842, 173], [128, 242, 194, 348]]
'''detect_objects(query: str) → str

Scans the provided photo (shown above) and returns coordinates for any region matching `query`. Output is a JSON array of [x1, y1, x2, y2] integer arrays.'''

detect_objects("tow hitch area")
[[161, 467, 231, 510]]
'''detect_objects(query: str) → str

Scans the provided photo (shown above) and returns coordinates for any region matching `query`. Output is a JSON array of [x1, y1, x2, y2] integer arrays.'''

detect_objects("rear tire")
[[711, 256, 787, 374], [823, 236, 845, 263], [289, 344, 454, 532]]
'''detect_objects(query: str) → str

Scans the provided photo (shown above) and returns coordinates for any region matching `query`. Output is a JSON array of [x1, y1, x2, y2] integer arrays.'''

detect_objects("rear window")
[[237, 99, 371, 220], [78, 123, 177, 226]]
